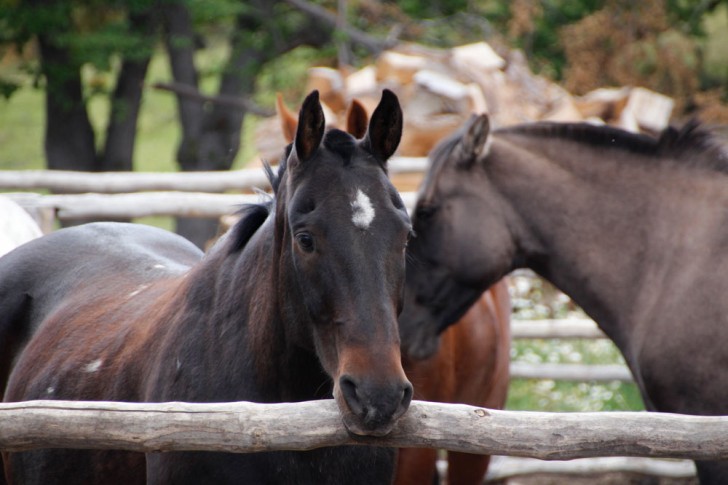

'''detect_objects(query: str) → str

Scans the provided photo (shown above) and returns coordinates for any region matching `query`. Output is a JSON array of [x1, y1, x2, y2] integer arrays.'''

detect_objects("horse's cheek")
[[311, 326, 340, 378]]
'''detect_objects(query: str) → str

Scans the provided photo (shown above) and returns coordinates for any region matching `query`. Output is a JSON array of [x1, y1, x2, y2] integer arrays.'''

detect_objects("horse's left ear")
[[294, 90, 325, 164], [457, 113, 491, 169], [346, 99, 369, 139], [276, 92, 298, 144], [363, 89, 402, 163]]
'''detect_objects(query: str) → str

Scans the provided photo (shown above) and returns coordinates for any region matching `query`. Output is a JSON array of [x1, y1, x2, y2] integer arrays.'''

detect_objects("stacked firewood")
[[254, 41, 674, 162]]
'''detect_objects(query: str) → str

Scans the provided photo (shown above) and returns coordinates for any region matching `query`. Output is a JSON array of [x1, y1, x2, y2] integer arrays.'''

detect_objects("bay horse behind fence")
[[278, 95, 512, 485], [0, 90, 413, 484], [401, 114, 728, 484]]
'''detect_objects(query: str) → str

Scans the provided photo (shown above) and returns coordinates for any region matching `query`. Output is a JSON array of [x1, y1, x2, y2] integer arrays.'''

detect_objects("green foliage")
[[397, 0, 470, 18], [253, 45, 337, 107]]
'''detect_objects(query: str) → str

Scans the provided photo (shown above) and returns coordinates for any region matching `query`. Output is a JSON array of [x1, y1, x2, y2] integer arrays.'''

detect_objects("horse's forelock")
[[323, 129, 356, 166]]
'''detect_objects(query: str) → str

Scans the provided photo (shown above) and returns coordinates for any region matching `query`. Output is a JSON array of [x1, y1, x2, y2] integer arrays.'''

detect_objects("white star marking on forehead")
[[351, 188, 375, 229]]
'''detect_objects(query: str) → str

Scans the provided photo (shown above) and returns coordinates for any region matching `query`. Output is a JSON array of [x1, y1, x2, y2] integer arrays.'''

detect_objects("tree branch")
[[284, 0, 395, 55], [151, 82, 273, 117]]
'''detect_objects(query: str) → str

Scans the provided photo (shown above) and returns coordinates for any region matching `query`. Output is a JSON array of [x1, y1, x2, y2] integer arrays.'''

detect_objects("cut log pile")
[[254, 41, 675, 166]]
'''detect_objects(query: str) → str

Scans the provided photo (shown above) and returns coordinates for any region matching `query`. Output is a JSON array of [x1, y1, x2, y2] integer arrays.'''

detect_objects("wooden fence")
[[0, 399, 724, 461]]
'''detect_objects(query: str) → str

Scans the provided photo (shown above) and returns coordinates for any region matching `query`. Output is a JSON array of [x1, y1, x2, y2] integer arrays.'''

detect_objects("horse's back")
[[1, 223, 202, 485], [0, 223, 202, 400]]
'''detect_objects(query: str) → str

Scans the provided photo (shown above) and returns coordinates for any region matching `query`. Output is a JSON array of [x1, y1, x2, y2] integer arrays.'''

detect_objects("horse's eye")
[[416, 204, 438, 221], [295, 232, 315, 252]]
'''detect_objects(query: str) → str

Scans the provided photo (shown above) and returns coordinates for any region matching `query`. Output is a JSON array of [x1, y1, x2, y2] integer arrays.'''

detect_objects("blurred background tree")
[[0, 0, 385, 244], [1, 0, 726, 244]]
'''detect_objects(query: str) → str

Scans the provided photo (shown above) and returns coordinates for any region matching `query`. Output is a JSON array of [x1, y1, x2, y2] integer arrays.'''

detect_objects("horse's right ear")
[[294, 90, 325, 164], [457, 113, 491, 168], [363, 89, 402, 163], [346, 99, 368, 139]]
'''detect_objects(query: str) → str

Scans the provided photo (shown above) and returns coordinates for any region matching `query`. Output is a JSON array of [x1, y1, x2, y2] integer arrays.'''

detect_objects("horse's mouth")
[[341, 414, 396, 437], [333, 386, 408, 437]]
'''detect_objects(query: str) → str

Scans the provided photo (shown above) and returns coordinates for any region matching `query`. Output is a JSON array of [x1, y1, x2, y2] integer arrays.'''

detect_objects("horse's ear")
[[276, 92, 298, 144], [457, 113, 491, 168], [346, 99, 368, 139], [363, 89, 402, 162], [294, 90, 325, 163]]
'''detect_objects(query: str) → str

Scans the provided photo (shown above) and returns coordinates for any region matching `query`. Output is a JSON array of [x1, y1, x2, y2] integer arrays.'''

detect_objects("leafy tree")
[[0, 0, 158, 174], [0, 0, 385, 245]]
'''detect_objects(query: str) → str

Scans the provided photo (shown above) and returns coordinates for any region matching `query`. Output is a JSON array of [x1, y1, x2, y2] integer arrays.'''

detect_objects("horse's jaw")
[[400, 323, 442, 361]]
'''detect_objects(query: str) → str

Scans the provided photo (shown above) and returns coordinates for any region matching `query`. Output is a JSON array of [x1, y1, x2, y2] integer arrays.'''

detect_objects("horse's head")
[[400, 114, 516, 360], [277, 90, 413, 436]]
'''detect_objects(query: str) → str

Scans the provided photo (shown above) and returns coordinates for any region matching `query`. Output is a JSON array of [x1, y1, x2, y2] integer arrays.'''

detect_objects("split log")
[[484, 456, 696, 482], [3, 400, 728, 461], [0, 158, 428, 193], [7, 192, 262, 220], [5, 190, 421, 220], [621, 87, 675, 134], [511, 319, 606, 339], [510, 363, 632, 382]]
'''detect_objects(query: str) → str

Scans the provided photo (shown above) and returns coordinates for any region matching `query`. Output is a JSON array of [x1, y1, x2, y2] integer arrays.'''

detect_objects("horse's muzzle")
[[336, 375, 413, 436]]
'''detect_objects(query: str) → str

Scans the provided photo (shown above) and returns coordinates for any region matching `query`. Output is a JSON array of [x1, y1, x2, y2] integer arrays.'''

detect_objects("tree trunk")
[[162, 1, 213, 248], [101, 11, 155, 173], [38, 36, 97, 173], [164, 1, 335, 248]]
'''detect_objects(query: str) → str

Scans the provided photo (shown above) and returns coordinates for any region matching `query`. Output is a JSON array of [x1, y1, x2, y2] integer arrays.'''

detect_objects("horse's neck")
[[202, 223, 328, 402], [497, 136, 728, 348]]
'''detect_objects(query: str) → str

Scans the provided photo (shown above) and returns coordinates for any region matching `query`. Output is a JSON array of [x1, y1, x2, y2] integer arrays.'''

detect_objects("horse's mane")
[[226, 159, 284, 254], [499, 120, 728, 173]]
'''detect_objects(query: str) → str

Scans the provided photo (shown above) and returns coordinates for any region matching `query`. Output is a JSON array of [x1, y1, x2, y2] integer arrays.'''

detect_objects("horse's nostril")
[[339, 375, 363, 415], [401, 381, 414, 411]]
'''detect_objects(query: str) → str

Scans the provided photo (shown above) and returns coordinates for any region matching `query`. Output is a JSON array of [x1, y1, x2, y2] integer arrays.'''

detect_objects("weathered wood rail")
[[483, 456, 696, 482], [0, 158, 428, 193], [0, 399, 726, 462], [4, 191, 420, 221]]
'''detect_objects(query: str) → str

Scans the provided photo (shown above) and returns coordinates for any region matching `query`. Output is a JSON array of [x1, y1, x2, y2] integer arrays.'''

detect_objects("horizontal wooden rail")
[[0, 158, 428, 193], [483, 456, 696, 481], [7, 192, 263, 219], [511, 318, 606, 339], [2, 399, 728, 461], [6, 191, 419, 220], [510, 362, 632, 382]]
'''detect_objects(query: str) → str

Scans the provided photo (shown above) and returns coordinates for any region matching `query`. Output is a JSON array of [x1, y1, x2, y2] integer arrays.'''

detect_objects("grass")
[[0, 87, 45, 170], [0, 44, 260, 174], [507, 339, 644, 412], [505, 275, 645, 412], [702, 4, 728, 86]]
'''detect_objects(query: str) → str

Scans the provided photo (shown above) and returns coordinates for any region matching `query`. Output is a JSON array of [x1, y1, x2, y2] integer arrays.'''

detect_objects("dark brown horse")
[[401, 114, 728, 484], [278, 96, 512, 485], [0, 90, 413, 484]]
